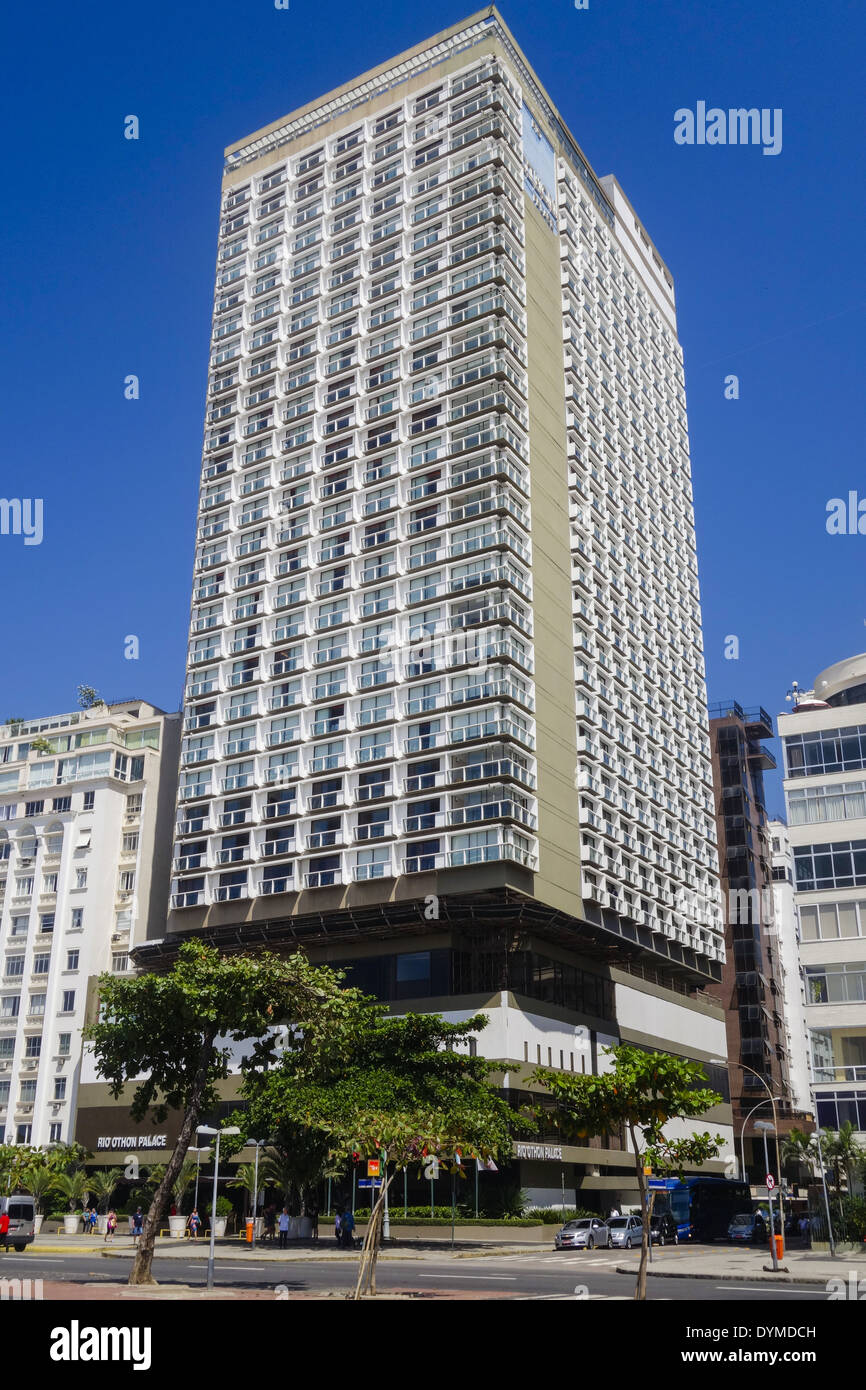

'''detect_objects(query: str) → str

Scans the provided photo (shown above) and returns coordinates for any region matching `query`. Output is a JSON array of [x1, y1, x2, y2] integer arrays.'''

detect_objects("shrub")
[[524, 1206, 599, 1224]]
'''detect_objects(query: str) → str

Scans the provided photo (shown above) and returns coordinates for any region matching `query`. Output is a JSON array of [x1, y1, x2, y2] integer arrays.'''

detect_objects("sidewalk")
[[24, 1235, 534, 1261], [614, 1244, 866, 1286]]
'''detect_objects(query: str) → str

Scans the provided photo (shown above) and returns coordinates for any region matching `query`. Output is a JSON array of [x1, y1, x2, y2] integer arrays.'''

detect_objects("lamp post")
[[196, 1125, 240, 1290], [247, 1139, 267, 1252], [712, 1059, 783, 1240], [188, 1146, 209, 1216], [739, 1097, 781, 1186], [755, 1120, 779, 1271], [812, 1127, 836, 1257]]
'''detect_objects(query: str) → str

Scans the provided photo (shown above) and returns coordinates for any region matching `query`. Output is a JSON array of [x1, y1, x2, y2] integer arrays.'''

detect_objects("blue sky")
[[2, 0, 864, 815]]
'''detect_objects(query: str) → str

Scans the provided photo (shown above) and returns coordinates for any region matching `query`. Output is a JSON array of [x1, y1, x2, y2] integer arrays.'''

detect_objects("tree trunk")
[[129, 1030, 216, 1285], [630, 1126, 649, 1301], [352, 1170, 394, 1300]]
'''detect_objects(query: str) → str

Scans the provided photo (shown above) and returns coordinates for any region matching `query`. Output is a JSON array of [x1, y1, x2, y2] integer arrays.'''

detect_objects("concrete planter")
[[63, 1214, 80, 1235], [97, 1215, 109, 1235], [33, 1215, 44, 1235], [213, 1217, 228, 1239], [168, 1215, 187, 1239]]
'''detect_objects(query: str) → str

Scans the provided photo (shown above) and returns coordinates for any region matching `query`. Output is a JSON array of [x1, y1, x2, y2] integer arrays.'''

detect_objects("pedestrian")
[[341, 1206, 356, 1250], [170, 1203, 177, 1217], [278, 1206, 290, 1250], [265, 1204, 276, 1244], [187, 1207, 201, 1240], [132, 1208, 144, 1245], [0, 1210, 9, 1252], [104, 1209, 117, 1242], [90, 1207, 99, 1235], [309, 1206, 319, 1242], [334, 1209, 342, 1247], [608, 1205, 620, 1220]]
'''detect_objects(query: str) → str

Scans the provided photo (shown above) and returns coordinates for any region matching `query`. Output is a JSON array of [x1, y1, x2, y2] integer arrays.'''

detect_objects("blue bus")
[[648, 1176, 753, 1243]]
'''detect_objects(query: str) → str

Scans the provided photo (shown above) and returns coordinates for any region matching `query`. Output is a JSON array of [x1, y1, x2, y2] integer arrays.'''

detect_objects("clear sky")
[[2, 0, 864, 816]]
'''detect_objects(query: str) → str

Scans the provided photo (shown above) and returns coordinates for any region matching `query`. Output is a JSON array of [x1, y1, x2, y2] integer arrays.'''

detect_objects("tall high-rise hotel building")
[[163, 10, 730, 1198]]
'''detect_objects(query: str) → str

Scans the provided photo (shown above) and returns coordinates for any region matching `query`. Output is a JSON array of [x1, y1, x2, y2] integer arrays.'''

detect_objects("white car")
[[607, 1214, 644, 1249], [554, 1217, 611, 1250]]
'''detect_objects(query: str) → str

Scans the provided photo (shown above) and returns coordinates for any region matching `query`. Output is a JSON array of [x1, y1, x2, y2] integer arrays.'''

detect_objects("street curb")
[[615, 1265, 827, 1286]]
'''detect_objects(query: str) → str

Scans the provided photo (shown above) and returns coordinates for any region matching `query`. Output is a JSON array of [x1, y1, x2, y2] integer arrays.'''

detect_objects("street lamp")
[[196, 1125, 240, 1290], [188, 1146, 210, 1215], [812, 1126, 836, 1257], [739, 1097, 782, 1186], [755, 1121, 779, 1271], [247, 1138, 268, 1251], [711, 1058, 784, 1236]]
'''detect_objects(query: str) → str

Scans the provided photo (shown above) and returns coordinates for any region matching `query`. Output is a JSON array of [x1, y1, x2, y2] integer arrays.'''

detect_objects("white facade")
[[169, 10, 723, 974], [0, 702, 180, 1146], [779, 654, 866, 1138], [767, 819, 812, 1113]]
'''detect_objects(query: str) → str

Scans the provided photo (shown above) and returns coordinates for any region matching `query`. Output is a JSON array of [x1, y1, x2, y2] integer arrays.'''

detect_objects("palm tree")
[[171, 1160, 198, 1210], [228, 1163, 260, 1216], [780, 1128, 816, 1183], [55, 1170, 90, 1213], [145, 1163, 166, 1190], [88, 1168, 123, 1214], [22, 1165, 58, 1215], [826, 1122, 864, 1194]]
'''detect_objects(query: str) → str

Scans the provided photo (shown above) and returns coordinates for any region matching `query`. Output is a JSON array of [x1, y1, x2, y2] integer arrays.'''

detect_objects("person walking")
[[341, 1206, 356, 1250], [0, 1210, 9, 1252], [104, 1209, 117, 1242], [264, 1204, 277, 1245], [309, 1206, 319, 1242], [132, 1208, 144, 1245], [278, 1207, 290, 1250], [334, 1209, 342, 1247], [187, 1207, 201, 1240]]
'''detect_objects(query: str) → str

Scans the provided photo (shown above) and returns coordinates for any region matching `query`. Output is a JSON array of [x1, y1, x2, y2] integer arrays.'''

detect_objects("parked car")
[[649, 1211, 679, 1245], [0, 1195, 36, 1251], [554, 1216, 610, 1250], [727, 1211, 767, 1244], [607, 1214, 644, 1249]]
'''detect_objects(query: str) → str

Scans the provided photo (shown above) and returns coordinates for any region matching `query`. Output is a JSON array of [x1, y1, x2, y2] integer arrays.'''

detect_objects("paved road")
[[0, 1249, 832, 1300]]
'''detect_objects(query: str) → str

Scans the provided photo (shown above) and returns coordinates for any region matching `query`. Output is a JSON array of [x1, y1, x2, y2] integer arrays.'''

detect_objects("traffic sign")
[[357, 1179, 382, 1189], [367, 1159, 381, 1178], [766, 1173, 776, 1190]]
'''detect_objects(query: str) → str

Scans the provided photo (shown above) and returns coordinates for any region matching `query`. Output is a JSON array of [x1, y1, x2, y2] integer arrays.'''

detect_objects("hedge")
[[320, 1215, 543, 1228]]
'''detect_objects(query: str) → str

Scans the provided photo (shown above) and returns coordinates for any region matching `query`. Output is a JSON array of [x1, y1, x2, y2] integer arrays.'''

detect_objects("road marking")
[[713, 1285, 825, 1294], [2, 1256, 65, 1261], [417, 1273, 517, 1281], [215, 1265, 268, 1272]]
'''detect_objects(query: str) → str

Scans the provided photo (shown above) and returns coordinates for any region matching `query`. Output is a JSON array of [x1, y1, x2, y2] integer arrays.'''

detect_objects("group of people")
[[259, 1203, 319, 1246], [333, 1208, 357, 1249]]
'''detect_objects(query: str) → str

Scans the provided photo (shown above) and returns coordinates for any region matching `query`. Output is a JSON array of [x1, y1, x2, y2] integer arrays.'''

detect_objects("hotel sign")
[[96, 1134, 168, 1151], [516, 1142, 563, 1161]]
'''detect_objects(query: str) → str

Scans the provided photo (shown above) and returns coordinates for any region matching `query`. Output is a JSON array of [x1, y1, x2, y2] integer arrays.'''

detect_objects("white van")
[[1, 1195, 36, 1251]]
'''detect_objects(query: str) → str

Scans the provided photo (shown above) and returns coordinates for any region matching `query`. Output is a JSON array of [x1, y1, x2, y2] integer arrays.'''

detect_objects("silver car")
[[607, 1214, 644, 1249], [554, 1217, 610, 1250]]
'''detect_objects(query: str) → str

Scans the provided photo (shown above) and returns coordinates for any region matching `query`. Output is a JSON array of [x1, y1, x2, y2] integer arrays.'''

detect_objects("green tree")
[[824, 1122, 864, 1195], [529, 1045, 724, 1301], [227, 1162, 259, 1215], [171, 1160, 198, 1210], [43, 1142, 90, 1175], [55, 1170, 91, 1213], [84, 939, 368, 1285], [780, 1127, 817, 1182], [0, 1144, 34, 1194], [88, 1168, 123, 1214], [241, 1009, 522, 1299], [76, 686, 104, 710], [21, 1164, 57, 1215]]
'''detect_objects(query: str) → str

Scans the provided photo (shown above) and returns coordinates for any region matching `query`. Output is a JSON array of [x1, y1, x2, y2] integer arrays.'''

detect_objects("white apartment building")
[[147, 9, 731, 1204], [170, 9, 720, 964], [768, 819, 813, 1113], [0, 701, 180, 1147], [779, 654, 866, 1138]]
